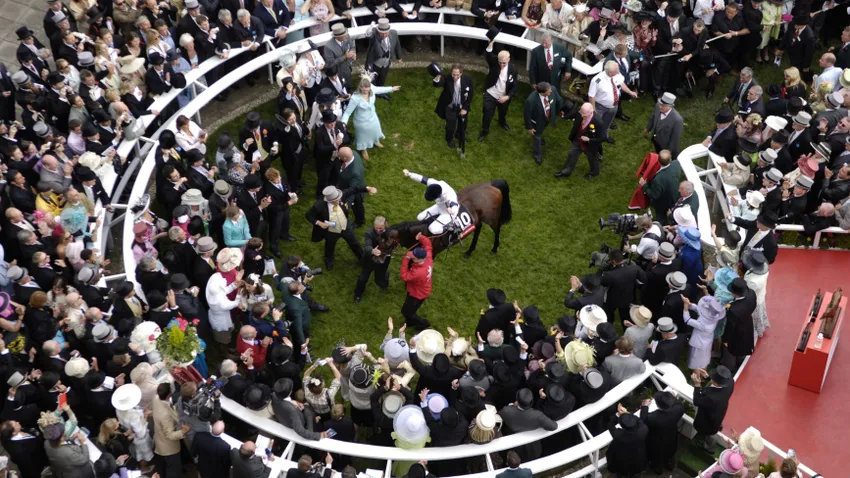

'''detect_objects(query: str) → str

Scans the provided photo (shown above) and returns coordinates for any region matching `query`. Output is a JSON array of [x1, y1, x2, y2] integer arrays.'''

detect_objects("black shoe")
[[271, 250, 282, 258], [478, 134, 486, 143], [501, 123, 510, 132], [609, 121, 617, 130], [615, 113, 631, 122], [286, 235, 297, 241], [215, 92, 228, 102], [312, 303, 330, 312], [584, 173, 597, 180], [447, 139, 456, 148], [534, 157, 542, 165], [325, 263, 334, 271], [354, 296, 362, 303], [606, 137, 616, 144], [541, 139, 546, 145], [554, 169, 571, 178], [706, 89, 714, 100]]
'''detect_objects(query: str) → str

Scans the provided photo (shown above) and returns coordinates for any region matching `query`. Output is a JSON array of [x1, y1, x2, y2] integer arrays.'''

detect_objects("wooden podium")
[[788, 295, 847, 393]]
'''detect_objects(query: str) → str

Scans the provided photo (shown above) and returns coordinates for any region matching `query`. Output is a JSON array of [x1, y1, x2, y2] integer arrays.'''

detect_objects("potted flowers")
[[156, 317, 203, 367]]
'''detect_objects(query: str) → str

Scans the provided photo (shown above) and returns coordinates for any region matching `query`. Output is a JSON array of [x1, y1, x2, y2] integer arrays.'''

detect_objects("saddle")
[[420, 204, 476, 249]]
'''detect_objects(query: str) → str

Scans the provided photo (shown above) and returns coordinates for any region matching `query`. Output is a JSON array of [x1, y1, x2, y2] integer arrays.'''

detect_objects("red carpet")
[[724, 248, 850, 478]]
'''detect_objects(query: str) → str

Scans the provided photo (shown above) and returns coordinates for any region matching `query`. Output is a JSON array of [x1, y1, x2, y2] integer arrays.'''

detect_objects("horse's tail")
[[490, 179, 512, 225]]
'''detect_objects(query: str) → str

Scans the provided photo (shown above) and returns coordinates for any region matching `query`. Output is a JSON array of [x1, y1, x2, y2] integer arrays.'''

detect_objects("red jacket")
[[400, 235, 433, 300], [236, 338, 268, 368], [629, 152, 661, 210]]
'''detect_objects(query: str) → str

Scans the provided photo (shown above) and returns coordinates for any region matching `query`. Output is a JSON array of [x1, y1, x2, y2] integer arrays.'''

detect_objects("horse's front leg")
[[464, 223, 483, 258], [491, 224, 501, 254]]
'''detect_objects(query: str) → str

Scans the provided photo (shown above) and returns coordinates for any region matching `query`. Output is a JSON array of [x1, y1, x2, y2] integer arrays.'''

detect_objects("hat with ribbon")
[[657, 317, 677, 334], [111, 384, 142, 411], [629, 305, 652, 327], [697, 296, 725, 321], [673, 207, 696, 227], [322, 186, 342, 202], [578, 304, 607, 333], [415, 329, 445, 365], [666, 271, 687, 291], [393, 405, 429, 443], [562, 339, 596, 374]]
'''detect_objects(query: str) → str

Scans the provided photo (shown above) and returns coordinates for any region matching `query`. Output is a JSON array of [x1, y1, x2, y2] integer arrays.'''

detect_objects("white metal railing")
[[677, 144, 850, 249]]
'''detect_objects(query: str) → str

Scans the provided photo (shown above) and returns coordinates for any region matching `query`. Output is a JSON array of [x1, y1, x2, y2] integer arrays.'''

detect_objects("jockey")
[[403, 169, 460, 235]]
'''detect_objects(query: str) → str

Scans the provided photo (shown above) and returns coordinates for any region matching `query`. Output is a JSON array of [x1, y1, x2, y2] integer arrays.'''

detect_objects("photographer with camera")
[[176, 380, 222, 448], [627, 215, 664, 268], [275, 255, 330, 311]]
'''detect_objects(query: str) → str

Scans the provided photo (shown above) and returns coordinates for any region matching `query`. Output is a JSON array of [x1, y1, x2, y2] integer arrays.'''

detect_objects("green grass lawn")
[[209, 64, 787, 361]]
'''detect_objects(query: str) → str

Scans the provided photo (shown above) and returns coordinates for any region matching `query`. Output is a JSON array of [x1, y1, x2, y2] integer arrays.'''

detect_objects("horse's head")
[[388, 221, 429, 249]]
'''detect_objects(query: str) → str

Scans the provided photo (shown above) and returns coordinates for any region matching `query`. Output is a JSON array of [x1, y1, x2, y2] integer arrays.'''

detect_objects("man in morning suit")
[[691, 365, 735, 452], [498, 389, 557, 461], [834, 26, 850, 69], [645, 317, 687, 365], [313, 110, 351, 199], [564, 274, 604, 318], [354, 216, 395, 303], [333, 147, 367, 228], [365, 19, 401, 90], [721, 278, 757, 372], [324, 24, 356, 88], [524, 82, 563, 165], [190, 421, 232, 478], [433, 63, 473, 149], [237, 174, 270, 238], [641, 151, 682, 224], [479, 38, 518, 142], [253, 0, 291, 46], [640, 391, 686, 474], [305, 185, 376, 270], [600, 249, 646, 326], [777, 16, 815, 82], [644, 93, 684, 158], [528, 32, 572, 94], [703, 109, 737, 161], [733, 211, 778, 265], [263, 167, 297, 257], [554, 102, 605, 180]]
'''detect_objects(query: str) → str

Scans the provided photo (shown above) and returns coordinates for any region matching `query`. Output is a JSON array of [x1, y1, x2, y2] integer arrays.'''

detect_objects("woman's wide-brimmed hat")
[[629, 305, 652, 327], [118, 55, 145, 74], [216, 248, 243, 272], [738, 427, 765, 459], [697, 296, 725, 321], [673, 207, 696, 227], [111, 384, 142, 411], [682, 226, 702, 249], [381, 390, 405, 418], [415, 329, 445, 365], [383, 337, 408, 364], [718, 449, 745, 474], [181, 188, 205, 206], [64, 357, 90, 378], [244, 383, 272, 410], [562, 339, 596, 374], [578, 304, 607, 333], [392, 405, 429, 443]]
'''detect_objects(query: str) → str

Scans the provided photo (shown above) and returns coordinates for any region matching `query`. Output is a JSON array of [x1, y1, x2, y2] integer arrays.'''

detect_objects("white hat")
[[64, 357, 90, 378], [573, 3, 587, 12], [578, 304, 607, 333], [451, 337, 470, 357], [392, 405, 429, 443], [216, 248, 243, 273], [111, 384, 142, 411], [475, 404, 500, 431], [181, 188, 205, 206], [745, 190, 765, 208], [382, 338, 408, 365], [738, 427, 765, 459], [415, 329, 445, 365], [765, 116, 787, 131], [673, 207, 696, 227]]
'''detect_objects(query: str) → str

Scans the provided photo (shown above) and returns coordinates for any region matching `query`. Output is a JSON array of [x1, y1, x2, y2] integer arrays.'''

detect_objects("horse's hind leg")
[[464, 223, 483, 259], [491, 223, 501, 254]]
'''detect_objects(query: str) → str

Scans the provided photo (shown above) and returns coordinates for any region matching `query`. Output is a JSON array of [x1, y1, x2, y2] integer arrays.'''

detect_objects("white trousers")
[[417, 204, 456, 234]]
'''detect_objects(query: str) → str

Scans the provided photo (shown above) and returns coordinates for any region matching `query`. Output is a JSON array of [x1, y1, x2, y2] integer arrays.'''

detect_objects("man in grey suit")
[[644, 93, 684, 158], [499, 389, 558, 461], [324, 23, 356, 87], [270, 378, 328, 440], [365, 18, 401, 95], [38, 154, 73, 193], [496, 451, 533, 478], [231, 441, 273, 478], [602, 336, 647, 384]]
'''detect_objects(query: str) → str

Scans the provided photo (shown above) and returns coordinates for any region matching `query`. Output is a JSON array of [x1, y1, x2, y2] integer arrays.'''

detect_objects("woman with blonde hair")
[[734, 113, 762, 143], [810, 82, 835, 114], [223, 205, 251, 248], [783, 67, 805, 99], [146, 29, 168, 60], [56, 59, 81, 92], [521, 0, 547, 27], [340, 73, 401, 160], [97, 418, 140, 469], [301, 0, 334, 37]]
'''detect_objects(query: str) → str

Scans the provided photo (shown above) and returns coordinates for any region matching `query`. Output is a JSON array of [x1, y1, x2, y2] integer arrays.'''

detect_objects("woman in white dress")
[[743, 251, 770, 338], [175, 115, 207, 154], [340, 74, 400, 160], [112, 384, 155, 467], [293, 46, 326, 106]]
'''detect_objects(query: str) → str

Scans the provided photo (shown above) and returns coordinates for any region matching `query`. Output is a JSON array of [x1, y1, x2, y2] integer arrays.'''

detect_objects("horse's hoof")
[[490, 249, 498, 255], [464, 253, 472, 259]]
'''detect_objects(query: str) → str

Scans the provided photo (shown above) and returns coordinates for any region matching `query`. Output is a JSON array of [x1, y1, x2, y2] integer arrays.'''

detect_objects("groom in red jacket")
[[400, 233, 433, 331]]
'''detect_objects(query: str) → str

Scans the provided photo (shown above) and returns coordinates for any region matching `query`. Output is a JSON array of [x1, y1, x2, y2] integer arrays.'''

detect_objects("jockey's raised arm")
[[403, 169, 460, 235]]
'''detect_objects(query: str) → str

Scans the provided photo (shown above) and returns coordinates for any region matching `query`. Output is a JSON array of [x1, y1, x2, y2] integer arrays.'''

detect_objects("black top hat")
[[217, 132, 234, 150], [486, 26, 501, 42], [86, 370, 106, 389], [245, 111, 261, 129], [787, 96, 804, 116], [15, 26, 34, 41], [581, 274, 601, 290], [17, 50, 33, 63], [545, 383, 566, 403], [243, 174, 262, 190], [522, 305, 540, 324], [468, 359, 487, 381], [757, 210, 778, 229], [460, 385, 480, 407], [766, 83, 782, 98], [270, 344, 292, 364], [82, 122, 99, 137], [710, 365, 733, 385], [332, 346, 352, 364], [350, 365, 370, 388], [169, 273, 190, 290], [729, 277, 749, 296], [149, 53, 165, 66], [742, 250, 768, 273], [321, 109, 337, 123], [77, 166, 97, 182], [86, 6, 103, 22], [432, 353, 450, 374], [792, 15, 809, 26], [545, 361, 565, 380], [516, 388, 534, 408], [46, 71, 64, 86], [715, 109, 734, 124], [502, 346, 518, 364], [771, 130, 789, 145], [619, 413, 640, 431], [486, 288, 506, 305], [147, 290, 167, 309], [92, 108, 111, 123], [596, 322, 618, 342], [665, 2, 683, 17], [557, 314, 577, 334], [184, 148, 205, 164], [244, 383, 272, 410], [316, 87, 335, 106], [492, 362, 511, 383], [737, 137, 758, 153], [427, 61, 442, 78], [273, 377, 294, 397], [439, 407, 459, 428], [653, 391, 677, 409]]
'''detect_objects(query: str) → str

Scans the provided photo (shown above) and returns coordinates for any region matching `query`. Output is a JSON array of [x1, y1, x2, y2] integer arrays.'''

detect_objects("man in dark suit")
[[365, 19, 401, 89], [305, 185, 375, 270], [496, 451, 533, 478], [159, 165, 189, 221], [724, 69, 759, 112], [641, 391, 686, 474], [433, 64, 473, 149], [236, 174, 269, 238], [667, 180, 699, 226], [645, 317, 687, 365], [777, 16, 815, 82], [7, 171, 37, 215], [270, 378, 327, 440], [185, 150, 216, 198], [220, 359, 256, 404], [73, 166, 111, 208], [253, 0, 291, 46], [524, 82, 563, 166], [644, 94, 684, 158], [475, 288, 517, 340], [528, 33, 572, 93], [44, 0, 78, 42], [313, 110, 350, 199], [275, 109, 308, 193], [564, 275, 604, 318], [757, 167, 783, 215], [191, 237, 218, 296], [641, 151, 682, 224], [144, 53, 173, 97], [333, 147, 367, 228], [652, 3, 688, 97], [0, 62, 17, 123], [499, 389, 557, 461], [703, 109, 737, 161], [721, 278, 757, 371], [605, 412, 649, 478], [190, 421, 232, 478], [239, 112, 277, 167], [641, 243, 682, 317], [711, 2, 748, 71], [692, 365, 735, 452], [737, 85, 766, 120], [177, 0, 205, 39], [222, 0, 257, 18], [601, 249, 646, 326], [555, 101, 606, 180], [263, 167, 296, 257], [231, 441, 272, 478], [763, 84, 787, 118], [786, 112, 813, 161], [17, 50, 49, 90], [479, 39, 518, 142], [659, 271, 689, 330]]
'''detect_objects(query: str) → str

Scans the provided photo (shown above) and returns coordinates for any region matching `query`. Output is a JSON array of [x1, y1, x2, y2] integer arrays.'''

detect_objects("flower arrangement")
[[156, 317, 202, 366]]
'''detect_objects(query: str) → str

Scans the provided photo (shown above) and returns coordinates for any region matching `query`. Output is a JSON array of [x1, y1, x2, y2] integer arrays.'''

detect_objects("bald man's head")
[[211, 420, 225, 436], [580, 102, 594, 118], [240, 441, 256, 458]]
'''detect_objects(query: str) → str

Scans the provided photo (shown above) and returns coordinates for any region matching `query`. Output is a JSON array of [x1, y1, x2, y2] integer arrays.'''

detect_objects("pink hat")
[[718, 449, 745, 474], [133, 222, 148, 235], [799, 157, 819, 178]]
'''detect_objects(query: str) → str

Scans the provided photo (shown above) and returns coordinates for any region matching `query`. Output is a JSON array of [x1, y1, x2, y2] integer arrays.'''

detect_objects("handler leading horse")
[[391, 179, 512, 258]]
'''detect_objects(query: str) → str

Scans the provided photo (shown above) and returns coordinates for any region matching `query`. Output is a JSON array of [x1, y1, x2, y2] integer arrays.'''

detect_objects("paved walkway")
[[0, 0, 51, 67]]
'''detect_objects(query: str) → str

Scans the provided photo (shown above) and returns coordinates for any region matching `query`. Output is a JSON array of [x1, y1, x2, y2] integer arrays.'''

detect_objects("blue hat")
[[682, 227, 702, 250], [413, 248, 426, 259]]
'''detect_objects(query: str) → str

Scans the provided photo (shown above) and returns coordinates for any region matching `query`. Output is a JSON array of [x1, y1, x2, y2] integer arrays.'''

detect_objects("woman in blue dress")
[[340, 74, 400, 160]]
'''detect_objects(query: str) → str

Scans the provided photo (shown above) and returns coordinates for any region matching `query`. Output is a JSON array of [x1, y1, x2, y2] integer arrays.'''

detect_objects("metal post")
[[384, 459, 393, 478], [439, 12, 445, 57], [282, 442, 295, 460], [102, 273, 128, 282], [814, 231, 822, 248], [109, 212, 127, 227], [485, 453, 495, 471], [192, 83, 201, 124], [267, 41, 275, 84]]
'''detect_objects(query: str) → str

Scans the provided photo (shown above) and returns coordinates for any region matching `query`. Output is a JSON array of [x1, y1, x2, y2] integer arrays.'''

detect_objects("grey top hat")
[[764, 168, 783, 184], [7, 266, 26, 282], [827, 92, 844, 108], [78, 51, 95, 67], [195, 236, 217, 253], [11, 71, 28, 86], [796, 175, 814, 190], [214, 180, 232, 198], [92, 322, 115, 342], [185, 0, 200, 9], [657, 242, 676, 260], [33, 122, 50, 138], [792, 111, 811, 126], [659, 92, 676, 106], [582, 368, 604, 389], [657, 317, 677, 334], [52, 11, 67, 23], [758, 149, 777, 164], [666, 271, 687, 290], [323, 186, 342, 202], [377, 18, 391, 32]]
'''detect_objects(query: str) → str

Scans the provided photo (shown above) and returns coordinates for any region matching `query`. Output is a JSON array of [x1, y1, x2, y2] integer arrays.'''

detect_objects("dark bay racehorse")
[[391, 179, 512, 258]]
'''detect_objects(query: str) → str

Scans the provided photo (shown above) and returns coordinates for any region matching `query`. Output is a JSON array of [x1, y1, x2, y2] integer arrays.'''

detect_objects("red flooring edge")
[[724, 248, 850, 478]]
